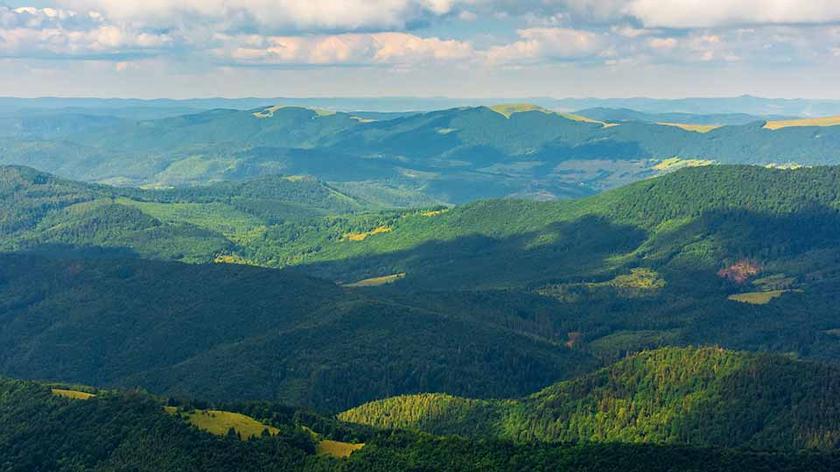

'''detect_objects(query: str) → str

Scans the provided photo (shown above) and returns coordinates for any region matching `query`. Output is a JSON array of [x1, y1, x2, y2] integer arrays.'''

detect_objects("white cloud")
[[486, 27, 605, 64], [0, 6, 171, 57], [56, 0, 465, 33], [213, 31, 474, 66], [626, 0, 840, 28]]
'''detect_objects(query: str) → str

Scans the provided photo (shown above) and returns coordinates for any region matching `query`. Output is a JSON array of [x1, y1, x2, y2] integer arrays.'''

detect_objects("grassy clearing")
[[253, 105, 335, 118], [489, 103, 548, 118], [559, 113, 605, 125], [51, 388, 96, 400], [489, 104, 608, 126], [420, 209, 448, 217], [537, 268, 665, 302], [728, 290, 788, 305], [764, 116, 840, 130], [657, 122, 722, 133], [653, 157, 716, 171], [213, 254, 254, 265], [316, 440, 365, 458], [610, 268, 667, 290], [344, 273, 406, 288], [343, 225, 393, 241], [167, 408, 279, 440]]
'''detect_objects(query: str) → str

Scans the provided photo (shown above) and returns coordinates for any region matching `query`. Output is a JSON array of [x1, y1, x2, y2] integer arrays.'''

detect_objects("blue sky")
[[1, 1, 839, 98]]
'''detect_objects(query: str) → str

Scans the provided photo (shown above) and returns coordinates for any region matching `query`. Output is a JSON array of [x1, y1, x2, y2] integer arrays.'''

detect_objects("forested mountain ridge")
[[4, 376, 837, 472], [0, 253, 596, 412], [4, 164, 840, 408], [3, 104, 840, 202], [340, 347, 840, 450]]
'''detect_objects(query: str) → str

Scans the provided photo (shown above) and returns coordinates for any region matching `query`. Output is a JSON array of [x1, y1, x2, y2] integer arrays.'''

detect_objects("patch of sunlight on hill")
[[489, 103, 549, 118], [253, 104, 335, 118], [316, 440, 365, 458], [51, 388, 96, 400], [728, 289, 802, 305], [167, 408, 279, 440], [657, 122, 722, 133], [764, 116, 840, 130], [765, 163, 805, 170], [118, 198, 266, 243], [653, 157, 716, 171], [537, 268, 665, 302], [489, 104, 611, 126], [420, 209, 448, 217], [343, 225, 393, 241], [560, 113, 607, 125], [344, 273, 406, 287]]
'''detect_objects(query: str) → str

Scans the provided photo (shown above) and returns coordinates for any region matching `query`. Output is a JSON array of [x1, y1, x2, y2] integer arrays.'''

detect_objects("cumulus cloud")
[[56, 0, 465, 33], [212, 31, 474, 66], [0, 6, 171, 58], [2, 0, 839, 70], [626, 0, 840, 29], [486, 27, 606, 64]]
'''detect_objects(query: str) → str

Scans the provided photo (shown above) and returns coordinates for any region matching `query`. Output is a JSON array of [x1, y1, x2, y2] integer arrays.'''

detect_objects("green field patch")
[[654, 157, 716, 171], [657, 123, 722, 133], [344, 273, 406, 288], [728, 290, 802, 305], [316, 439, 365, 458], [118, 198, 265, 243], [51, 388, 96, 400], [167, 408, 279, 440], [420, 209, 448, 217], [343, 225, 393, 241], [764, 116, 840, 130], [537, 268, 665, 301]]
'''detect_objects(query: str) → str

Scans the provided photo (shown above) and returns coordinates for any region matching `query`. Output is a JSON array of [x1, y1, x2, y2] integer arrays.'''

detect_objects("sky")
[[1, 0, 839, 99]]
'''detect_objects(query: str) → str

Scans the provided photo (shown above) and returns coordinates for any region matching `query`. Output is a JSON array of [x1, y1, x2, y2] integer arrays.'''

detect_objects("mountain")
[[340, 347, 840, 450], [0, 253, 596, 412], [4, 95, 840, 115], [4, 103, 840, 203], [573, 107, 791, 125], [4, 377, 836, 472], [5, 164, 840, 381]]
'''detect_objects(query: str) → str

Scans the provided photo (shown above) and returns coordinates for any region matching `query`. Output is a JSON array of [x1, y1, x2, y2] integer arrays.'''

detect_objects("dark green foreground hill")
[[0, 253, 595, 412], [341, 347, 840, 450], [2, 376, 839, 472]]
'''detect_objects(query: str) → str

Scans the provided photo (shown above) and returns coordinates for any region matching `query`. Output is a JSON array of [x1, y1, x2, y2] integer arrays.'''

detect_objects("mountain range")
[[3, 100, 840, 469], [2, 102, 839, 204]]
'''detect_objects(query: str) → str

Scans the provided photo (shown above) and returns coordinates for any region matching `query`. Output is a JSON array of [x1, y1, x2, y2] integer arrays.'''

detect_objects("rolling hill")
[[4, 376, 836, 472], [340, 347, 840, 450], [3, 103, 840, 203], [0, 253, 597, 412], [4, 164, 840, 410]]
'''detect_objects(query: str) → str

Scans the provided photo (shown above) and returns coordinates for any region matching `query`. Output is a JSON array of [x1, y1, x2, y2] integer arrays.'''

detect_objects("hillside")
[[340, 347, 840, 450], [5, 164, 840, 400], [4, 104, 840, 202], [0, 253, 596, 412], [4, 377, 835, 472]]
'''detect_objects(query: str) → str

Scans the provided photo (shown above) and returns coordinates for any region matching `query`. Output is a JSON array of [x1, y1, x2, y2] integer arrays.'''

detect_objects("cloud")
[[625, 0, 840, 29], [455, 1, 840, 29], [0, 6, 171, 58], [486, 27, 605, 64], [212, 31, 474, 66], [56, 0, 465, 33]]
